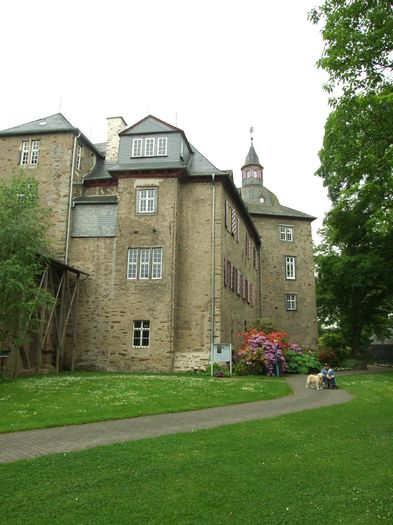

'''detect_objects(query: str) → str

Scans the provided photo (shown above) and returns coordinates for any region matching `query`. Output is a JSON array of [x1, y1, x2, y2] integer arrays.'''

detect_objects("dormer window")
[[131, 136, 168, 158], [157, 137, 167, 156], [145, 138, 155, 156], [132, 139, 143, 157]]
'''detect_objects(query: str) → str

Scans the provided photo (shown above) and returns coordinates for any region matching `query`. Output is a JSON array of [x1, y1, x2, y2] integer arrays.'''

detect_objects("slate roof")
[[0, 113, 75, 135], [240, 184, 316, 221], [84, 143, 227, 181], [187, 145, 227, 176], [243, 144, 261, 167], [0, 113, 104, 158]]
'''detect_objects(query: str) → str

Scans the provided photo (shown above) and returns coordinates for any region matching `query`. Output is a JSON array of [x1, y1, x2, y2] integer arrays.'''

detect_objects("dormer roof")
[[119, 115, 192, 153]]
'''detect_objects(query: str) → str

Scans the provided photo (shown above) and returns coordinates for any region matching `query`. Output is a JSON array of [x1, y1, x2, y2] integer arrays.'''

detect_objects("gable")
[[120, 115, 179, 136]]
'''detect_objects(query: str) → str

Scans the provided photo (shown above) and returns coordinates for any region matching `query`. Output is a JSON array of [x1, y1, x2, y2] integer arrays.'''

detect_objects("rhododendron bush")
[[234, 328, 319, 376]]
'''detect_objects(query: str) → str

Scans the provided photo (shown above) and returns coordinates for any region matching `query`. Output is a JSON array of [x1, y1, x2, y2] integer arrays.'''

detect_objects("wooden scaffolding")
[[5, 258, 88, 378]]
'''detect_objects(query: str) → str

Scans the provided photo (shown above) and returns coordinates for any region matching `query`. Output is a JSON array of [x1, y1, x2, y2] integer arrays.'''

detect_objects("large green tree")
[[309, 0, 393, 96], [310, 0, 393, 353], [0, 172, 54, 374]]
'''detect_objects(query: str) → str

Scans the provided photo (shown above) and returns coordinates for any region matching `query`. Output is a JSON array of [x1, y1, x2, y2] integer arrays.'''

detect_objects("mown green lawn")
[[1, 373, 392, 524], [0, 371, 290, 432]]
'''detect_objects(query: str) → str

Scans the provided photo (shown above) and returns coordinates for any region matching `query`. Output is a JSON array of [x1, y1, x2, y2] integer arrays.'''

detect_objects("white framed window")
[[133, 320, 150, 348], [144, 138, 155, 156], [30, 140, 40, 165], [137, 187, 157, 214], [20, 140, 40, 165], [152, 247, 163, 279], [139, 248, 150, 279], [253, 170, 257, 178], [280, 226, 294, 242], [127, 247, 163, 280], [76, 145, 82, 170], [132, 138, 143, 157], [286, 294, 297, 311], [127, 248, 138, 279], [157, 137, 167, 156], [285, 256, 296, 280], [21, 141, 30, 165]]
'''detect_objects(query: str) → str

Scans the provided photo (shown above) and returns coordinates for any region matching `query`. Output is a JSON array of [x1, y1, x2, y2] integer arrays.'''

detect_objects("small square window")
[[280, 226, 294, 242], [137, 188, 157, 214], [133, 320, 150, 347], [286, 294, 297, 311]]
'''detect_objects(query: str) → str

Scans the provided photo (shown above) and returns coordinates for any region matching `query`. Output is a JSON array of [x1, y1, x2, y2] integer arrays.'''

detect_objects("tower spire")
[[241, 125, 263, 186]]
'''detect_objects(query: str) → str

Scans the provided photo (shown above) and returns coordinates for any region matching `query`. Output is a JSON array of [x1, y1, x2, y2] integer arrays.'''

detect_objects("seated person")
[[327, 367, 337, 389], [321, 363, 330, 387]]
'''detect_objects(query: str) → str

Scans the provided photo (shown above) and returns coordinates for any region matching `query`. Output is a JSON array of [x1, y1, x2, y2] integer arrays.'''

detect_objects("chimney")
[[106, 116, 127, 161]]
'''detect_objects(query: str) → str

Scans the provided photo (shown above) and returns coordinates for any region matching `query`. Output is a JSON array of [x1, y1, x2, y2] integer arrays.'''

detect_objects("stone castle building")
[[0, 113, 318, 373]]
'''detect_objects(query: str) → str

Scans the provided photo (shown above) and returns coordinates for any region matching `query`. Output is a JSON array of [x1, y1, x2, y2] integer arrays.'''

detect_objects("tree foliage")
[[309, 0, 393, 97], [311, 1, 393, 353], [0, 172, 55, 351]]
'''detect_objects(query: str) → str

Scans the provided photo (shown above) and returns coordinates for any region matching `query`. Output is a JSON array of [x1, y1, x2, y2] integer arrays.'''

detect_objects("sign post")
[[274, 339, 279, 377], [211, 343, 232, 376]]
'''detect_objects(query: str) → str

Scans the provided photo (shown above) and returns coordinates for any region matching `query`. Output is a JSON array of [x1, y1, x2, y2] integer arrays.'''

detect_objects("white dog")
[[306, 373, 324, 390]]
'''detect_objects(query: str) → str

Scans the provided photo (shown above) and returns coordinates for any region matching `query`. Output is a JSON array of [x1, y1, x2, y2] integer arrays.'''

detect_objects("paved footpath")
[[0, 367, 388, 464]]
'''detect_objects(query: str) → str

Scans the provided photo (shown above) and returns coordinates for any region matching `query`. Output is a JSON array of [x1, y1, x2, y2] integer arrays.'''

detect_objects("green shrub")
[[319, 330, 350, 363], [318, 347, 339, 367], [338, 358, 367, 370], [247, 318, 278, 334], [232, 361, 250, 376], [204, 362, 231, 377], [285, 350, 321, 374]]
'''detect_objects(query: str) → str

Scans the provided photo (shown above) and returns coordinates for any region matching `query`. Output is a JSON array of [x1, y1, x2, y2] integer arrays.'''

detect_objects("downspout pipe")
[[259, 241, 263, 318], [65, 132, 81, 264], [210, 173, 215, 376]]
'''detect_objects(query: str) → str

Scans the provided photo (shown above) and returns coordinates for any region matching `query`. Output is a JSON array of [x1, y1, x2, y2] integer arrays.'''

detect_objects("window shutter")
[[237, 270, 241, 295], [224, 257, 228, 287], [225, 200, 228, 229], [231, 208, 236, 236], [237, 218, 240, 242]]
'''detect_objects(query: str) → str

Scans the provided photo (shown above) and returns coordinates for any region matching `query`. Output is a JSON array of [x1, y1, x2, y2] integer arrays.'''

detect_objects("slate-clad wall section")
[[118, 132, 183, 166]]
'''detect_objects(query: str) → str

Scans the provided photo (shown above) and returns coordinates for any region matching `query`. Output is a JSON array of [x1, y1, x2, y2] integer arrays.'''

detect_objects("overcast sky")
[[1, 0, 331, 241]]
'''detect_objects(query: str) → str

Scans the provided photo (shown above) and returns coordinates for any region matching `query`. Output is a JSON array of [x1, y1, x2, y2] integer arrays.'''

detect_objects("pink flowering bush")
[[234, 328, 319, 376], [234, 332, 286, 376]]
